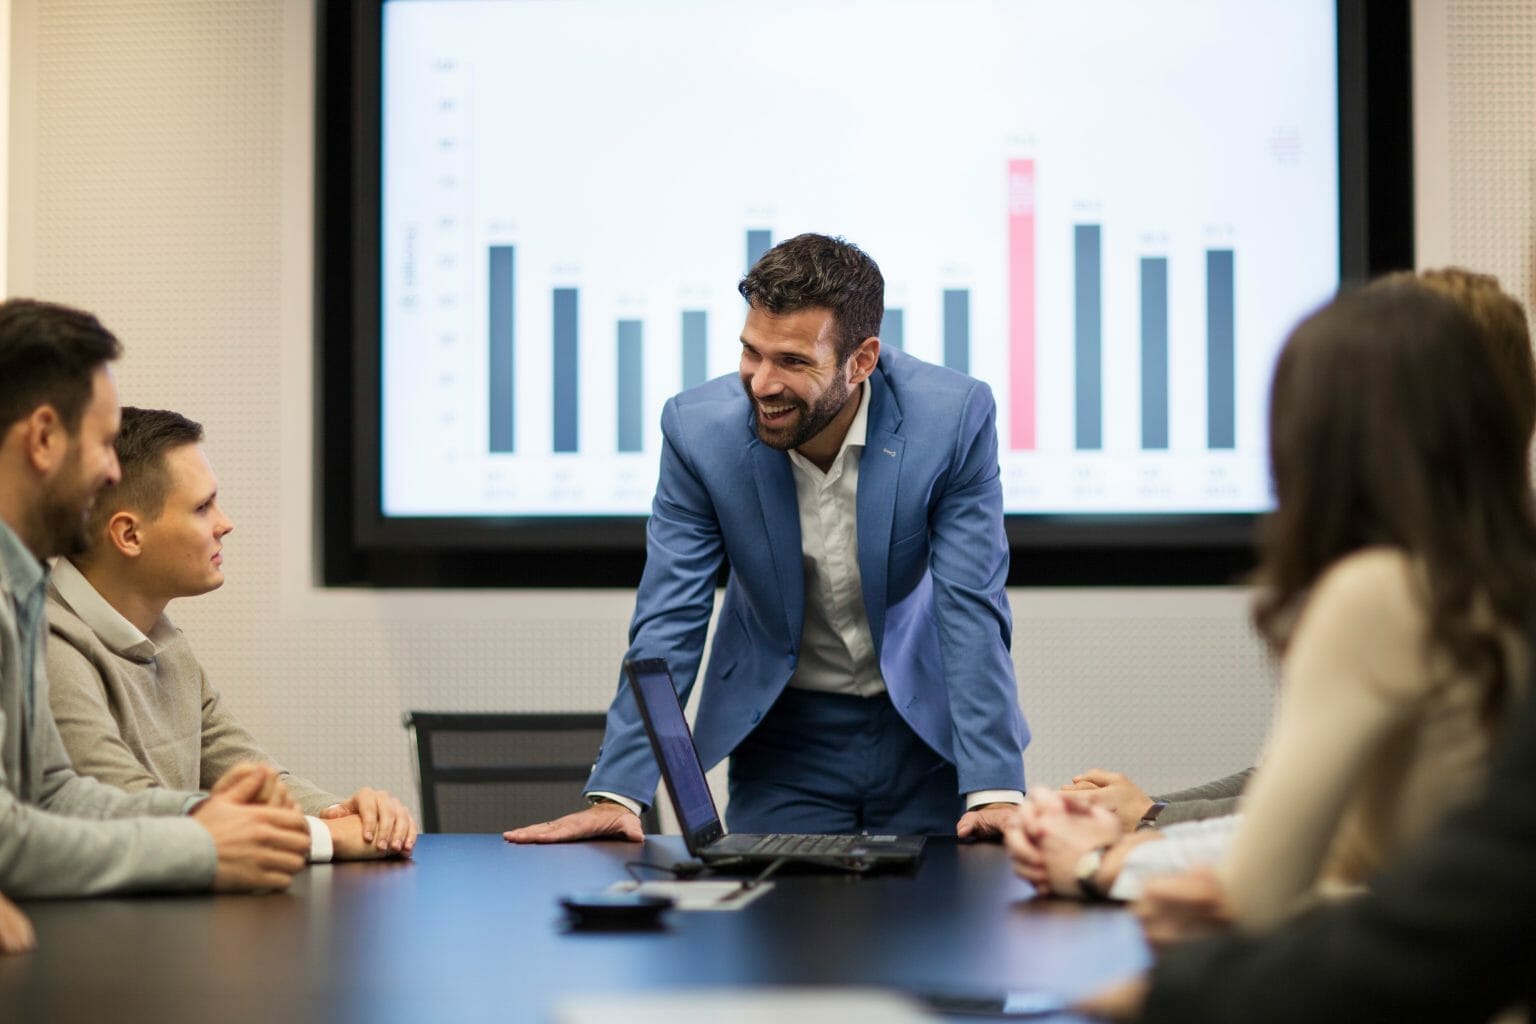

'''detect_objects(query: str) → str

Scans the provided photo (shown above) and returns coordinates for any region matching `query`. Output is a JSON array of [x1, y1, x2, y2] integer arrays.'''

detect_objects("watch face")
[[1075, 847, 1110, 899]]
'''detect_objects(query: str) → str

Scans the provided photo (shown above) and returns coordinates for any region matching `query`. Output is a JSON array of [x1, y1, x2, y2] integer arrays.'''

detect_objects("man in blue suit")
[[505, 234, 1029, 842]]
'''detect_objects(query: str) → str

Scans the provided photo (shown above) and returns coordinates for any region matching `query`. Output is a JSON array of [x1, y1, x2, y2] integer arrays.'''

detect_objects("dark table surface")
[[0, 835, 1149, 1024]]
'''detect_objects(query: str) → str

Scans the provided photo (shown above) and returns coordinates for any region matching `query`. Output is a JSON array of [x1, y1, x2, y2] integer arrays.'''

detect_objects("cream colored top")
[[1221, 547, 1523, 931]]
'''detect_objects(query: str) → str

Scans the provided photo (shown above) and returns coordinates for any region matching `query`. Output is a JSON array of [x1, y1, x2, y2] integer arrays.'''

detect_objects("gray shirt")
[[0, 519, 215, 897], [1156, 767, 1254, 826]]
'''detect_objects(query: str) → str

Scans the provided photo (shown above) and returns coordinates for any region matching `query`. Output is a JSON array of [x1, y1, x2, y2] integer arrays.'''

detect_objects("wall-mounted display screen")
[[378, 0, 1339, 521]]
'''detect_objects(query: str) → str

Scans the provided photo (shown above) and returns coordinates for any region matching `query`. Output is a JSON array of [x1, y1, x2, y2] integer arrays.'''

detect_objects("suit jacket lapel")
[[858, 362, 904, 655], [750, 433, 804, 645]]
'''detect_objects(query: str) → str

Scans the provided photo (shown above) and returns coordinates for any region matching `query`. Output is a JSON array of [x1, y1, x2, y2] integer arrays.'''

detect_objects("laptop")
[[624, 657, 926, 871]]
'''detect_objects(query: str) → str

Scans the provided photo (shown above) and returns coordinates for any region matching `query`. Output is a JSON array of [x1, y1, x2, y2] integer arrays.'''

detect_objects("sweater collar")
[[51, 557, 167, 660]]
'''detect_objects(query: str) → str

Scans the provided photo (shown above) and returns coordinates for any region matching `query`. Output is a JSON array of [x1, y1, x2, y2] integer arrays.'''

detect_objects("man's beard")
[[36, 454, 95, 559], [744, 371, 851, 452]]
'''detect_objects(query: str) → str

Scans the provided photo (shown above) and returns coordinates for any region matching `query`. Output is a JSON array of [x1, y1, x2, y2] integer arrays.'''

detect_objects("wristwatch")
[[1074, 843, 1114, 900], [1136, 801, 1169, 831]]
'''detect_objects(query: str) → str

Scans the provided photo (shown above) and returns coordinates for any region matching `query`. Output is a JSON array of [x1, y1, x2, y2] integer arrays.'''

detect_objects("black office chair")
[[403, 711, 658, 833]]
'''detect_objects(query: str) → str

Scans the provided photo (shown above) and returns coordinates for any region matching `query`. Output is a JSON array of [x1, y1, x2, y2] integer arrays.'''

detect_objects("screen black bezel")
[[624, 657, 727, 853], [315, 0, 1412, 588]]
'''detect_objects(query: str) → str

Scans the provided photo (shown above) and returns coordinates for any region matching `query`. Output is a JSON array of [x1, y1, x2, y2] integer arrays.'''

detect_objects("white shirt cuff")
[[585, 791, 644, 816], [306, 815, 334, 863], [965, 789, 1025, 810]]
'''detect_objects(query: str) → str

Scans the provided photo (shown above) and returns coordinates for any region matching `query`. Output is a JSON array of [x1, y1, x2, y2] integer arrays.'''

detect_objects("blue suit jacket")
[[589, 347, 1029, 804]]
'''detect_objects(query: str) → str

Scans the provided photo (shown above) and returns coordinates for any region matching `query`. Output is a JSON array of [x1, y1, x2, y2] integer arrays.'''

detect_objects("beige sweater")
[[45, 576, 339, 816], [1222, 547, 1523, 931]]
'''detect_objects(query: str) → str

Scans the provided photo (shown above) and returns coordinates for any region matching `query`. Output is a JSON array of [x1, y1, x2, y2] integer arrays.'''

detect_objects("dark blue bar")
[[1141, 257, 1169, 450], [746, 229, 772, 272], [553, 287, 579, 453], [1207, 249, 1235, 449], [943, 289, 969, 373], [682, 310, 707, 389], [880, 308, 904, 351], [1074, 224, 1102, 449], [488, 245, 515, 453], [617, 320, 643, 453]]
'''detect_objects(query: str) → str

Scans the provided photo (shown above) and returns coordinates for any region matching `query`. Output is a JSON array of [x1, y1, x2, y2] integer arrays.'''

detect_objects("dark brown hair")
[[1384, 267, 1535, 446], [85, 407, 205, 540], [0, 298, 122, 431], [738, 233, 884, 360], [1254, 280, 1536, 722]]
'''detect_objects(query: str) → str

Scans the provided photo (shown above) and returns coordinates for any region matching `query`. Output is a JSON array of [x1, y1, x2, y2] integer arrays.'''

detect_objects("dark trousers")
[[725, 687, 962, 835]]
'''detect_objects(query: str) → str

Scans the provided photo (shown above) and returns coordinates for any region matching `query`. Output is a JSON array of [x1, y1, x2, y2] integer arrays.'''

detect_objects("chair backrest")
[[404, 711, 654, 833]]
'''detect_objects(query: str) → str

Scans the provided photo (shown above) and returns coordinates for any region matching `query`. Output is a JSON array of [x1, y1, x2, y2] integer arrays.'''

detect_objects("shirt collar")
[[787, 379, 870, 473], [0, 518, 47, 607], [51, 556, 164, 659], [843, 378, 871, 452]]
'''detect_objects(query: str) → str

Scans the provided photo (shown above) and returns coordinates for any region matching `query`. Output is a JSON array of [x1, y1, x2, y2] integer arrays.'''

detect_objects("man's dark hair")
[[738, 233, 884, 360], [0, 298, 123, 431], [85, 407, 205, 539]]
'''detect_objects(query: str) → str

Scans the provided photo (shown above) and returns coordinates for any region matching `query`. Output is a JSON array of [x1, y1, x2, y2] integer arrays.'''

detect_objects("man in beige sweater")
[[45, 407, 417, 861], [1, 298, 310, 922]]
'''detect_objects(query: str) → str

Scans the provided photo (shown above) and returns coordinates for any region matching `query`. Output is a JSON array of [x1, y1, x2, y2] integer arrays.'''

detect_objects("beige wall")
[[11, 1, 1528, 822], [1414, 0, 1536, 308]]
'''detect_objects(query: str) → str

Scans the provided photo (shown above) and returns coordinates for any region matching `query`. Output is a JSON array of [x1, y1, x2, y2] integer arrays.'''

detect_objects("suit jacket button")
[[751, 710, 762, 723]]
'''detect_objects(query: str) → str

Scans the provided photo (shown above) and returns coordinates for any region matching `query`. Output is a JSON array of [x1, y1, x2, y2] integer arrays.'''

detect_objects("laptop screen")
[[625, 659, 723, 842]]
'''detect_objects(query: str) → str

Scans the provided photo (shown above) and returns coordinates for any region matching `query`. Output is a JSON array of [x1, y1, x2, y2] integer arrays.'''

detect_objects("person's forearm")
[[199, 694, 340, 815], [0, 791, 216, 897], [1153, 768, 1254, 808], [1153, 795, 1243, 827], [279, 773, 343, 817], [1109, 816, 1240, 901]]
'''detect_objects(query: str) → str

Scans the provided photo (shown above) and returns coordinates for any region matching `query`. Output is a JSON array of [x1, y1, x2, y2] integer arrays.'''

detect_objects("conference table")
[[0, 835, 1149, 1023]]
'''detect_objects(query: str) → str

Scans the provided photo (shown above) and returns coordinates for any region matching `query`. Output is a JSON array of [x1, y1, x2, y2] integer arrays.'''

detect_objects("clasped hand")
[[191, 763, 310, 892], [318, 787, 418, 856], [1002, 789, 1122, 896]]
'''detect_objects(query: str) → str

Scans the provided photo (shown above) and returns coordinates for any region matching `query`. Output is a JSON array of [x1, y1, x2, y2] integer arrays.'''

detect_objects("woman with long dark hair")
[[1223, 277, 1536, 929]]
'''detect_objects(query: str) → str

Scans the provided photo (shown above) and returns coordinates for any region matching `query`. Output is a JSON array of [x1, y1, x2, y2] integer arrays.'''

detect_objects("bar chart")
[[479, 218, 1246, 466], [380, 0, 1339, 518]]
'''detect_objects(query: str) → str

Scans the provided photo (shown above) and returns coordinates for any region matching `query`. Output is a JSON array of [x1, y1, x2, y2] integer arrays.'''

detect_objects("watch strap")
[[1074, 844, 1114, 900], [1136, 800, 1170, 830]]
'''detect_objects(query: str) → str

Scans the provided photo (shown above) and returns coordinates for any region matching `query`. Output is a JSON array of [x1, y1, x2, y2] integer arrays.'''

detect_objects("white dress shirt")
[[784, 383, 1020, 812], [785, 380, 883, 698]]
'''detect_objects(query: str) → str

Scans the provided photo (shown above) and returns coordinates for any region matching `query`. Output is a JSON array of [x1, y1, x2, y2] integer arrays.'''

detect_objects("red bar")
[[1008, 159, 1037, 449]]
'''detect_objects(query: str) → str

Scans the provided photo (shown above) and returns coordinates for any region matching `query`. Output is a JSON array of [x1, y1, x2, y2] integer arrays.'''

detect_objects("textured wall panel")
[[1441, 0, 1536, 306]]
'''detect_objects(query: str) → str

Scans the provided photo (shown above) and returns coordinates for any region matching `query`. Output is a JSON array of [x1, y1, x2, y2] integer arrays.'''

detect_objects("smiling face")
[[738, 305, 866, 454], [133, 443, 234, 599]]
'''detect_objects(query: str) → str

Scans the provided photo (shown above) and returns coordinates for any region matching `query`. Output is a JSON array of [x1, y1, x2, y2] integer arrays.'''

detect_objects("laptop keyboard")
[[743, 833, 866, 856]]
